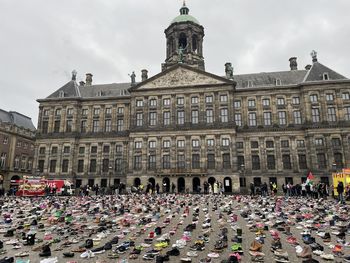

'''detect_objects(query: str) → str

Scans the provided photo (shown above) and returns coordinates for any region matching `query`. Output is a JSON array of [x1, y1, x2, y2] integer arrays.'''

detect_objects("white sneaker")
[[186, 251, 198, 257], [313, 250, 323, 256], [80, 250, 95, 258], [40, 257, 58, 263]]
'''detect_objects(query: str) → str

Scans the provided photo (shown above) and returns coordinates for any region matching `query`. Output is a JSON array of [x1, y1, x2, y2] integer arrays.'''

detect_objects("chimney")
[[305, 65, 312, 70], [79, 81, 85, 86], [141, 69, 148, 81], [85, 73, 93, 86], [289, 57, 298, 70]]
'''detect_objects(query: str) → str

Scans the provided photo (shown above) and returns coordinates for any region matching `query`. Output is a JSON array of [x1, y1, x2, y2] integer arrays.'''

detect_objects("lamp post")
[[108, 165, 113, 188]]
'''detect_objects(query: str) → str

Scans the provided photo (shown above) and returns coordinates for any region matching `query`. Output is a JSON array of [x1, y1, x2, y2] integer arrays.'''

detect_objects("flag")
[[306, 171, 314, 185]]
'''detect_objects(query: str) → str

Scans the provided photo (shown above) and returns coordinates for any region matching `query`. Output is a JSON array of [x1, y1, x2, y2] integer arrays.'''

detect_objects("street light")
[[108, 165, 113, 188]]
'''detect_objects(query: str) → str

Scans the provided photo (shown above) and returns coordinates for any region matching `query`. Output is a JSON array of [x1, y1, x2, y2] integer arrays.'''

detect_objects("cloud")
[[0, 0, 349, 126]]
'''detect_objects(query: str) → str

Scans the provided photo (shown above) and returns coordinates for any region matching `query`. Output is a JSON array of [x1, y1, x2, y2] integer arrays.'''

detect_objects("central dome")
[[171, 3, 200, 25]]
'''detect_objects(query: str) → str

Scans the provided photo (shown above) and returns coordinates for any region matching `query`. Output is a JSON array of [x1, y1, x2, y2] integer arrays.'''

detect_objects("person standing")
[[337, 181, 345, 204]]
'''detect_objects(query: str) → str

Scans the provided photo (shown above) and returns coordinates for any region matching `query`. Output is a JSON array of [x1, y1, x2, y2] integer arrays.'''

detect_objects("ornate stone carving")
[[139, 67, 223, 90]]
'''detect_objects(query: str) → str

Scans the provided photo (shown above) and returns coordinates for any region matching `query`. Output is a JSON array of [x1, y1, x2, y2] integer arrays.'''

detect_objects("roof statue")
[[225, 62, 234, 80], [311, 50, 318, 63], [71, 70, 77, 81], [129, 71, 136, 85]]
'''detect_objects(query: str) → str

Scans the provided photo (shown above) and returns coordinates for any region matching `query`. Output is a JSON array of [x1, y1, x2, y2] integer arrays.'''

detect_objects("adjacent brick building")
[[0, 109, 36, 190]]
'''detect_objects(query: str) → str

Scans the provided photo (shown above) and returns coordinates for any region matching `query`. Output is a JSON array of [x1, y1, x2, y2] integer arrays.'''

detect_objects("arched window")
[[192, 35, 198, 53], [179, 33, 187, 49]]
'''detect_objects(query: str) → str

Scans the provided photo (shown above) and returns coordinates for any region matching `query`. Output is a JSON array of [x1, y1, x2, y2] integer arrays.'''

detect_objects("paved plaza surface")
[[0, 194, 348, 263]]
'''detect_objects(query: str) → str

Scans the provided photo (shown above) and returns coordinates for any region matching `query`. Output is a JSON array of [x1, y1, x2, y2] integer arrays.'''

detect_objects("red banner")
[[16, 179, 66, 196]]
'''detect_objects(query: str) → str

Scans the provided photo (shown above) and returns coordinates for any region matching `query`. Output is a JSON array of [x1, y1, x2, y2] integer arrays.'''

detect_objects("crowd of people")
[[249, 181, 350, 203]]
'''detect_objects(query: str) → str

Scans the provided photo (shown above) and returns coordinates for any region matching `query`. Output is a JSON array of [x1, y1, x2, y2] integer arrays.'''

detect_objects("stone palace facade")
[[34, 4, 350, 193]]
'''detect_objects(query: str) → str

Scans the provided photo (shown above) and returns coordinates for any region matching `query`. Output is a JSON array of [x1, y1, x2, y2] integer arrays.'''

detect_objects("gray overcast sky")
[[1, 0, 350, 127]]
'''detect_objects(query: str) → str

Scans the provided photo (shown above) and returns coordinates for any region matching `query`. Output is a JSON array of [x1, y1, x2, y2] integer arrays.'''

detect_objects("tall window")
[[54, 120, 60, 133], [266, 141, 274, 148], [282, 155, 291, 169], [149, 112, 157, 126], [163, 140, 170, 148], [163, 98, 170, 106], [136, 100, 143, 107], [263, 112, 272, 126], [105, 107, 112, 115], [235, 113, 242, 126], [149, 141, 156, 149], [248, 112, 257, 126], [310, 94, 318, 103], [298, 154, 307, 169], [281, 140, 289, 148], [326, 93, 334, 101], [237, 156, 245, 168], [220, 94, 228, 102], [267, 155, 275, 170], [177, 111, 185, 125], [297, 140, 305, 148], [115, 158, 122, 172], [205, 95, 213, 103], [163, 111, 171, 126], [206, 109, 213, 123], [262, 98, 270, 107], [344, 106, 350, 121], [136, 113, 143, 126], [191, 97, 199, 104], [102, 159, 109, 173], [342, 92, 350, 100], [317, 153, 327, 169], [177, 97, 184, 105], [294, 111, 302, 124], [77, 160, 84, 173], [222, 138, 230, 147], [92, 120, 99, 132], [42, 121, 48, 134], [135, 141, 142, 149], [191, 110, 199, 124], [292, 97, 300, 105], [192, 139, 200, 148], [117, 107, 124, 114], [327, 107, 337, 122], [222, 153, 231, 169], [0, 153, 6, 168], [331, 138, 341, 147], [234, 100, 241, 109], [334, 153, 343, 169], [105, 119, 112, 132], [133, 156, 142, 170], [162, 155, 171, 169], [248, 99, 256, 107], [177, 140, 185, 148], [315, 138, 324, 146], [311, 108, 320, 123], [63, 146, 70, 154], [149, 98, 157, 107], [192, 154, 200, 169], [117, 119, 124, 131], [177, 154, 185, 169], [148, 155, 156, 170], [93, 108, 100, 115], [116, 145, 123, 153], [89, 159, 97, 172], [220, 108, 228, 123], [62, 159, 69, 173], [81, 120, 87, 133], [278, 111, 286, 125], [207, 154, 215, 169], [207, 139, 214, 147], [252, 155, 260, 170], [277, 98, 285, 105], [49, 160, 56, 173]]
